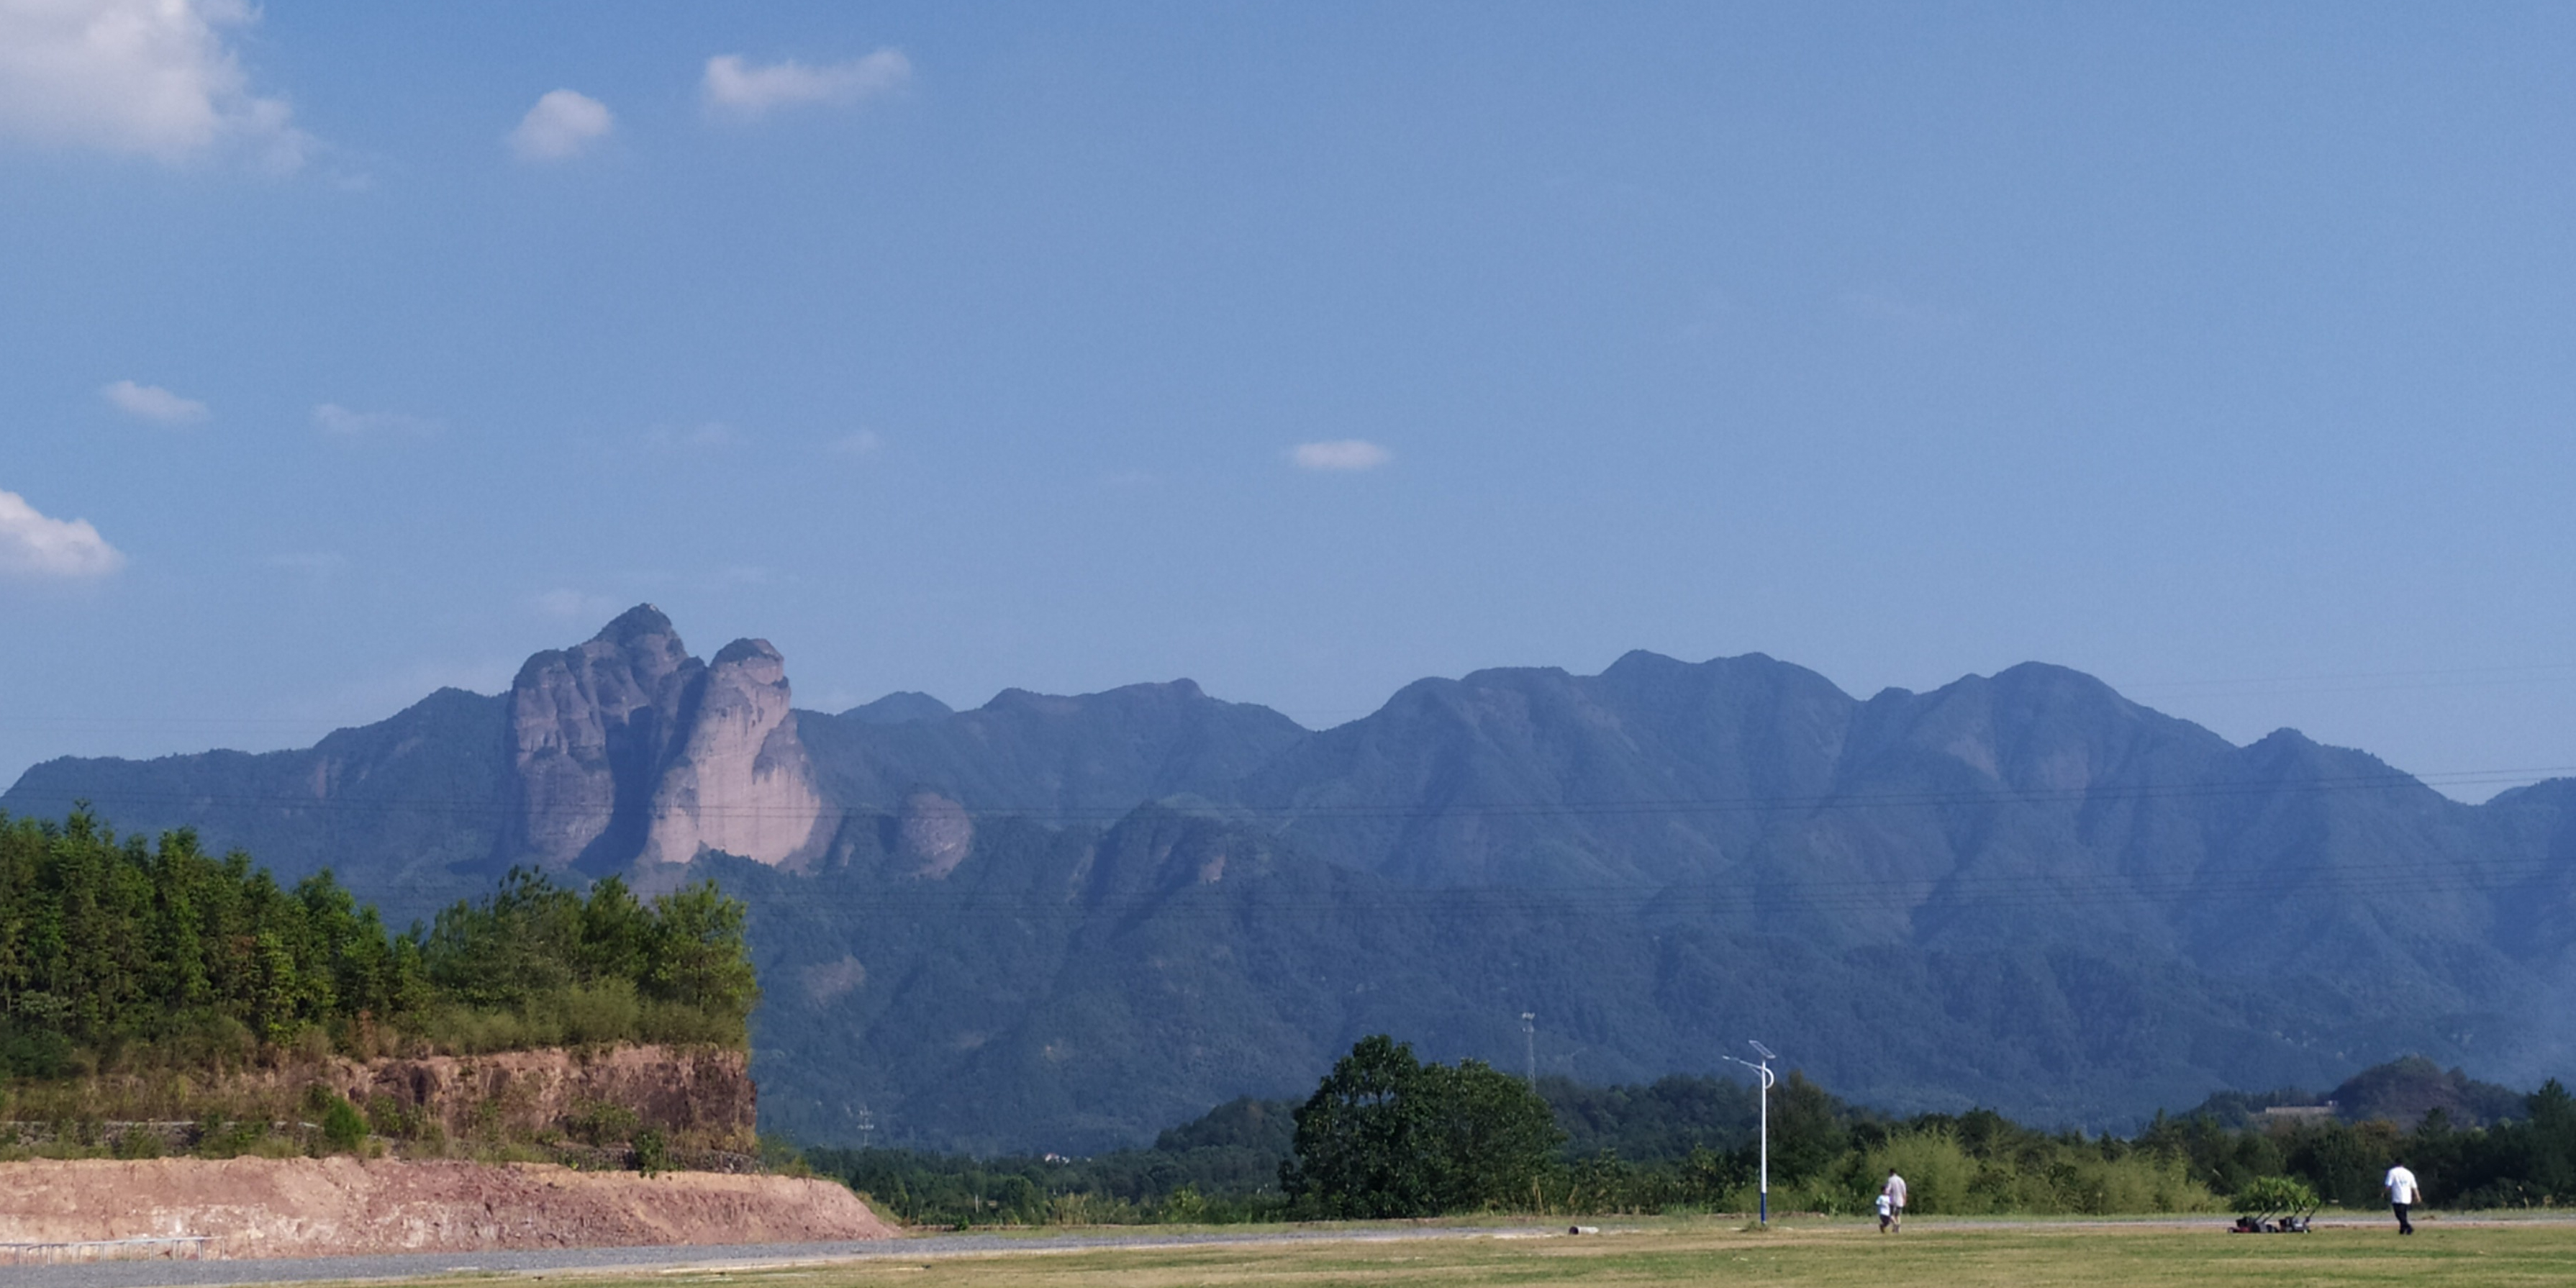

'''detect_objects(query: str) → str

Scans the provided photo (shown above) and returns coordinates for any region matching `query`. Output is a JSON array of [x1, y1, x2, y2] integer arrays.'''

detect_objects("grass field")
[[453, 1217, 2576, 1288]]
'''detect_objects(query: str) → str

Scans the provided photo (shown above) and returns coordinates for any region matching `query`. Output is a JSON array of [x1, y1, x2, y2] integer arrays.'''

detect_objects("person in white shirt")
[[1874, 1191, 1893, 1233], [2383, 1162, 2419, 1235], [1881, 1171, 1908, 1232]]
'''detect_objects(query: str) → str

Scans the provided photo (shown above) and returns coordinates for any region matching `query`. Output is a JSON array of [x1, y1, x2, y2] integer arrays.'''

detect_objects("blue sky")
[[6, 2, 2576, 799]]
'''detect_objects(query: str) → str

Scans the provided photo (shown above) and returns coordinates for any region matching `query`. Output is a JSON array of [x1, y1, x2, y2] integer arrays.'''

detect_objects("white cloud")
[[702, 50, 910, 120], [100, 378, 209, 425], [507, 89, 612, 162], [0, 488, 124, 579], [0, 0, 309, 170], [1290, 440, 1393, 472], [313, 402, 437, 437], [827, 430, 883, 458]]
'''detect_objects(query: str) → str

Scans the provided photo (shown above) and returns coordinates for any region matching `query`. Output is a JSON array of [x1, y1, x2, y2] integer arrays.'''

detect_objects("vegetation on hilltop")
[[0, 809, 758, 1082]]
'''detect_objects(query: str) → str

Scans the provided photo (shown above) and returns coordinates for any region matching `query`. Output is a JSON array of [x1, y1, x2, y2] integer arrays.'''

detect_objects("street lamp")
[[1722, 1040, 1779, 1225]]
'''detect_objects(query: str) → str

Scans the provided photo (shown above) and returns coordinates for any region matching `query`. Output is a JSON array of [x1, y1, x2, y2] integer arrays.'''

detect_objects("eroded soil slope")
[[0, 1157, 896, 1259]]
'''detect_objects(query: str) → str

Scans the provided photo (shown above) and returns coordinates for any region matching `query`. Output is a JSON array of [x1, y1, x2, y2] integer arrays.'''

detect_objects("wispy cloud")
[[0, 0, 311, 171], [313, 403, 437, 438], [0, 489, 124, 579], [508, 89, 612, 162], [1289, 440, 1393, 472], [827, 430, 883, 458], [101, 379, 210, 425], [702, 50, 911, 121]]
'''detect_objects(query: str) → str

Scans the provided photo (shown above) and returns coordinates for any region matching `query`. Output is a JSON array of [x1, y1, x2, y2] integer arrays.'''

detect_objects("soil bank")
[[0, 1157, 896, 1261]]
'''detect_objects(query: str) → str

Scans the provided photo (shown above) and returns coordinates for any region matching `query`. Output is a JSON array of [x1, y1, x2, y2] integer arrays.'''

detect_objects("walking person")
[[2384, 1161, 2419, 1235], [1881, 1170, 1908, 1232], [1875, 1189, 1893, 1233]]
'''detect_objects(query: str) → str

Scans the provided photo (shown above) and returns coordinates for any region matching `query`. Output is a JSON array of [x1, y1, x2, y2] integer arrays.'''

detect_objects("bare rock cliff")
[[640, 638, 829, 874], [502, 607, 827, 876], [504, 606, 702, 870]]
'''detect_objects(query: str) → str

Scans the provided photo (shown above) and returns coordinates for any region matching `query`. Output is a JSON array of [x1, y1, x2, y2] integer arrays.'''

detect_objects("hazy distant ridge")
[[10, 607, 2574, 1151]]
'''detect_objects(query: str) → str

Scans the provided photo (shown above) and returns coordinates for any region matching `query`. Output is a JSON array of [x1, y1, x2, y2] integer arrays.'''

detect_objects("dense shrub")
[[0, 809, 758, 1075]]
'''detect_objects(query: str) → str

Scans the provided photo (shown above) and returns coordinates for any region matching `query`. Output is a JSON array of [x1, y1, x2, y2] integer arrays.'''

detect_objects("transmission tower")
[[1521, 1011, 1537, 1087]]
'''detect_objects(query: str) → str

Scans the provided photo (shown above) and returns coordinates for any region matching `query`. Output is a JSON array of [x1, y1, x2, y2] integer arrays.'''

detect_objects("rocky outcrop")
[[894, 789, 974, 879], [323, 1044, 757, 1150], [504, 606, 702, 871], [639, 640, 829, 875], [503, 607, 827, 876]]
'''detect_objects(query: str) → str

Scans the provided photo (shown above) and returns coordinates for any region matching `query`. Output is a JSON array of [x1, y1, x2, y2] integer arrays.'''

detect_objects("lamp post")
[[1723, 1041, 1779, 1225]]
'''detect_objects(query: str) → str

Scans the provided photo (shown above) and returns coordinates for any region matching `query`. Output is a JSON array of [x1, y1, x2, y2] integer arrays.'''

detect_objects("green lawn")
[[465, 1217, 2576, 1288]]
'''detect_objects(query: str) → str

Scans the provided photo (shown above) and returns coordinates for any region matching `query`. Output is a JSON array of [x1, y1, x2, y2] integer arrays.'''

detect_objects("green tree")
[[1282, 1035, 1563, 1217], [1419, 1058, 1560, 1210], [1768, 1071, 1849, 1184], [641, 879, 758, 1016], [0, 810, 757, 1071], [1283, 1034, 1436, 1217]]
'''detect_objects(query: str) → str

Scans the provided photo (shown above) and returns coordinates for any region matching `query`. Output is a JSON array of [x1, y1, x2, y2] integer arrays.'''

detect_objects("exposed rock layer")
[[0, 1158, 894, 1260], [319, 1044, 757, 1149]]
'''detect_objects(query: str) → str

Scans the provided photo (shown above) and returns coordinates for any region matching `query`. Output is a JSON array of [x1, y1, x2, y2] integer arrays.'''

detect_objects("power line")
[[708, 850, 2573, 923], [14, 761, 2576, 825]]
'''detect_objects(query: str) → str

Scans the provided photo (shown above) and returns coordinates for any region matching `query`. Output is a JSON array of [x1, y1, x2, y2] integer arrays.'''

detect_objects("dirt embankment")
[[0, 1157, 896, 1261], [314, 1044, 756, 1147], [9, 1043, 756, 1154]]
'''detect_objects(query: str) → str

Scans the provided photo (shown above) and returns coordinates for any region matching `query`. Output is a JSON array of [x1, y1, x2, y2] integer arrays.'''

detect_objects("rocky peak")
[[504, 611, 828, 878], [504, 607, 705, 870], [594, 603, 681, 645], [638, 637, 830, 875]]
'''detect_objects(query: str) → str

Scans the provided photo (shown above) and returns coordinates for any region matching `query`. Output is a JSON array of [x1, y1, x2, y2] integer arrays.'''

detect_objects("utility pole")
[[1723, 1040, 1779, 1226], [1521, 1012, 1537, 1087]]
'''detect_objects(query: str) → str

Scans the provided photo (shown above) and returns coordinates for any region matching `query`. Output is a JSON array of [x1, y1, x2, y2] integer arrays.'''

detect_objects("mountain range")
[[9, 605, 2574, 1153]]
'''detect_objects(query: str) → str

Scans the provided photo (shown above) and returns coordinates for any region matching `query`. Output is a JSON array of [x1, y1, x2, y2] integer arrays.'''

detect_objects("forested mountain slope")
[[9, 607, 2573, 1151]]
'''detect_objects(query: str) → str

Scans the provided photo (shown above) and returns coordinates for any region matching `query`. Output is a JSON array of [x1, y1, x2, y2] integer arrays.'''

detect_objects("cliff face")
[[504, 607, 827, 876], [505, 606, 704, 871], [323, 1043, 756, 1150], [639, 640, 828, 876]]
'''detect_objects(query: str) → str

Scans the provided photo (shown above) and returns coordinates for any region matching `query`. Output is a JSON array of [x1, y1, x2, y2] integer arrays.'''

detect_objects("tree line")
[[803, 1036, 2576, 1225], [0, 809, 758, 1079]]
